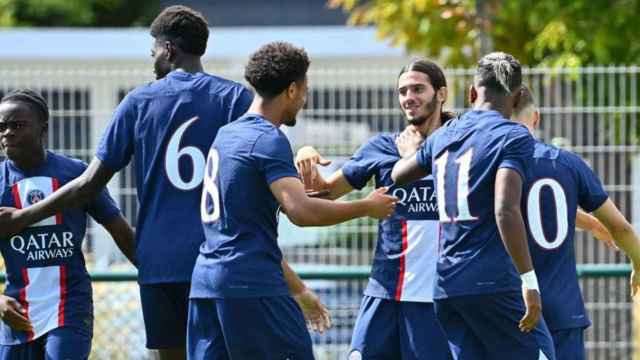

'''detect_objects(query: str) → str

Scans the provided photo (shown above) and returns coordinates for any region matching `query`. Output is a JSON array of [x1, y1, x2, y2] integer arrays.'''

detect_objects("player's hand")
[[630, 266, 640, 298], [0, 295, 31, 332], [295, 146, 331, 191], [365, 187, 398, 219], [591, 220, 618, 251], [293, 288, 331, 334], [0, 207, 26, 238], [519, 288, 542, 332], [395, 125, 424, 158]]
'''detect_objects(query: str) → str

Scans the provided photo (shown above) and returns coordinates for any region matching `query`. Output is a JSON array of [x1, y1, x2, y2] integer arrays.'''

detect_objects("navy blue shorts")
[[434, 292, 555, 360], [0, 326, 92, 360], [349, 295, 451, 360], [139, 282, 190, 349], [187, 296, 313, 360], [551, 328, 585, 360]]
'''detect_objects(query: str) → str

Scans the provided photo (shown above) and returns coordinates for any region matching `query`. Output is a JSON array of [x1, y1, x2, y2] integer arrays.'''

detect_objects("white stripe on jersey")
[[397, 220, 439, 302], [21, 266, 66, 341], [12, 176, 61, 227]]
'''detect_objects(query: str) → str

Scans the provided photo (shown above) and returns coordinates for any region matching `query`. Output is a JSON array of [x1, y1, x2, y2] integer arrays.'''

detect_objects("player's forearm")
[[391, 155, 427, 186], [496, 206, 534, 274], [610, 225, 640, 267], [282, 260, 306, 295], [323, 171, 354, 200], [287, 197, 369, 227], [576, 208, 597, 231], [21, 175, 101, 225], [104, 215, 136, 265]]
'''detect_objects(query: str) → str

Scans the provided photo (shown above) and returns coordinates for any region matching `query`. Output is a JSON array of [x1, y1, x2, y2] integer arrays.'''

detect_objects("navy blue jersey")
[[416, 110, 535, 299], [524, 141, 608, 330], [0, 152, 120, 345], [190, 114, 299, 298], [95, 71, 253, 284], [342, 133, 440, 302]]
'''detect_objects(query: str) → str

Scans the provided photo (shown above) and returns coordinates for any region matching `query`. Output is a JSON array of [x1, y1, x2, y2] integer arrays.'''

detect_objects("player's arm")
[[295, 146, 354, 200], [282, 260, 331, 333], [575, 208, 617, 250], [101, 214, 136, 266], [0, 294, 31, 331], [494, 168, 541, 333], [0, 159, 115, 237], [591, 199, 640, 296], [391, 154, 428, 186], [270, 177, 396, 226]]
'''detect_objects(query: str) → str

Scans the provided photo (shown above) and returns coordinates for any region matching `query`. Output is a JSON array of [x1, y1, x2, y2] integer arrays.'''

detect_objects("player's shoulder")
[[363, 132, 396, 152], [46, 151, 88, 176]]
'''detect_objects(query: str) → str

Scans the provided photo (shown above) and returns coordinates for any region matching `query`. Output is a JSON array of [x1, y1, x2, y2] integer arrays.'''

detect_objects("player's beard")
[[153, 58, 171, 80], [283, 117, 297, 127], [407, 96, 438, 126]]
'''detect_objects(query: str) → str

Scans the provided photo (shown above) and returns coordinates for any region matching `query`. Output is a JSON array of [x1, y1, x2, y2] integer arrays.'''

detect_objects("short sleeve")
[[341, 137, 384, 190], [253, 130, 299, 185], [498, 125, 534, 181], [86, 187, 121, 225], [95, 94, 136, 172], [415, 134, 435, 174], [227, 86, 253, 123], [571, 153, 608, 212]]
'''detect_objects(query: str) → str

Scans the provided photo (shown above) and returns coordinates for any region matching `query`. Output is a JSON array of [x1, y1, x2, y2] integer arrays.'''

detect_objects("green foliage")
[[329, 0, 640, 67], [0, 0, 159, 27]]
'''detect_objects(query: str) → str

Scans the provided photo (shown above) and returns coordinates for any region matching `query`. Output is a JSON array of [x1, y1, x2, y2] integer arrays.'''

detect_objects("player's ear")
[[287, 82, 297, 100], [437, 86, 447, 104], [468, 85, 477, 105], [533, 109, 540, 130], [165, 41, 176, 61], [512, 87, 522, 111]]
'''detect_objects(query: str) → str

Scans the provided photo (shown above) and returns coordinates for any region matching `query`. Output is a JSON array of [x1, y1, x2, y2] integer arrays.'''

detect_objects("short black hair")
[[244, 42, 310, 99], [150, 5, 209, 56], [475, 52, 522, 96], [1, 89, 49, 123], [398, 59, 447, 92]]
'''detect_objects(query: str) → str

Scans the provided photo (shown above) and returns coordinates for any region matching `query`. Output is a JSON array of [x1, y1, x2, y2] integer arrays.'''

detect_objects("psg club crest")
[[27, 189, 46, 205]]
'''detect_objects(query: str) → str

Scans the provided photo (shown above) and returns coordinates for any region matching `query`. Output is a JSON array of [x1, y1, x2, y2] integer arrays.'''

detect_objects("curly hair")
[[475, 52, 522, 96], [150, 5, 209, 56], [244, 42, 310, 99], [1, 89, 49, 123]]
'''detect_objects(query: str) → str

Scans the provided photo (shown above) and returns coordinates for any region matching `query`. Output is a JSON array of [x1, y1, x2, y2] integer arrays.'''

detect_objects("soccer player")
[[513, 85, 640, 359], [295, 59, 453, 359], [391, 52, 555, 359], [0, 89, 135, 359], [188, 42, 398, 359], [0, 7, 330, 359]]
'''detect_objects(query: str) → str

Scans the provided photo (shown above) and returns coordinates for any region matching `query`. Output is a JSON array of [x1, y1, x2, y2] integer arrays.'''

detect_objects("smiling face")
[[0, 101, 46, 161], [397, 71, 439, 126]]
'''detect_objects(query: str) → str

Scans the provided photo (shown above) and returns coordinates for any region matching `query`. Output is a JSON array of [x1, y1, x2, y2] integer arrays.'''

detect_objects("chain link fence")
[[0, 63, 638, 359]]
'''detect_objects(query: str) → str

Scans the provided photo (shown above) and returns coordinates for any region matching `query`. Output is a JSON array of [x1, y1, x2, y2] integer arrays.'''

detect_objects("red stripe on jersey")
[[58, 266, 67, 326], [11, 184, 23, 209], [394, 219, 408, 300], [51, 178, 63, 224], [20, 268, 34, 342]]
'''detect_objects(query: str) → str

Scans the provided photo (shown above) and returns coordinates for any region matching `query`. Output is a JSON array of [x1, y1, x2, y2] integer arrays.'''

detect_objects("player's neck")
[[247, 98, 287, 127], [10, 147, 46, 172], [472, 99, 512, 119], [414, 110, 442, 137], [173, 57, 204, 75]]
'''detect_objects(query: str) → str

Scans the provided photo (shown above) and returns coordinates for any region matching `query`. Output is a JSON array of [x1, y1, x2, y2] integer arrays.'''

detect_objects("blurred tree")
[[0, 0, 158, 27], [328, 0, 640, 67]]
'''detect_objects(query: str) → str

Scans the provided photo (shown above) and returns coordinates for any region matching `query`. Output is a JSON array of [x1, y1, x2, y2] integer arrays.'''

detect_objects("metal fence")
[[0, 267, 626, 359], [0, 63, 638, 359]]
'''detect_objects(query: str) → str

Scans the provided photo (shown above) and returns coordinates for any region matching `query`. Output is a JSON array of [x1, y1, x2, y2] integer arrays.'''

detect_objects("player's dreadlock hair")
[[1, 89, 49, 123], [475, 52, 522, 96], [398, 59, 456, 122], [244, 42, 310, 99], [150, 5, 209, 56]]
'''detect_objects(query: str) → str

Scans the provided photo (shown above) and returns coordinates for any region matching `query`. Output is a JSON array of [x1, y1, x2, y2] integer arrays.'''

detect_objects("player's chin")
[[284, 118, 297, 127], [407, 115, 427, 126]]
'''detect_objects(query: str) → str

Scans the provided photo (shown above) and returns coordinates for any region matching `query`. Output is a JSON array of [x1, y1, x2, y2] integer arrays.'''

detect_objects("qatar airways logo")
[[10, 231, 75, 261], [391, 179, 438, 215]]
